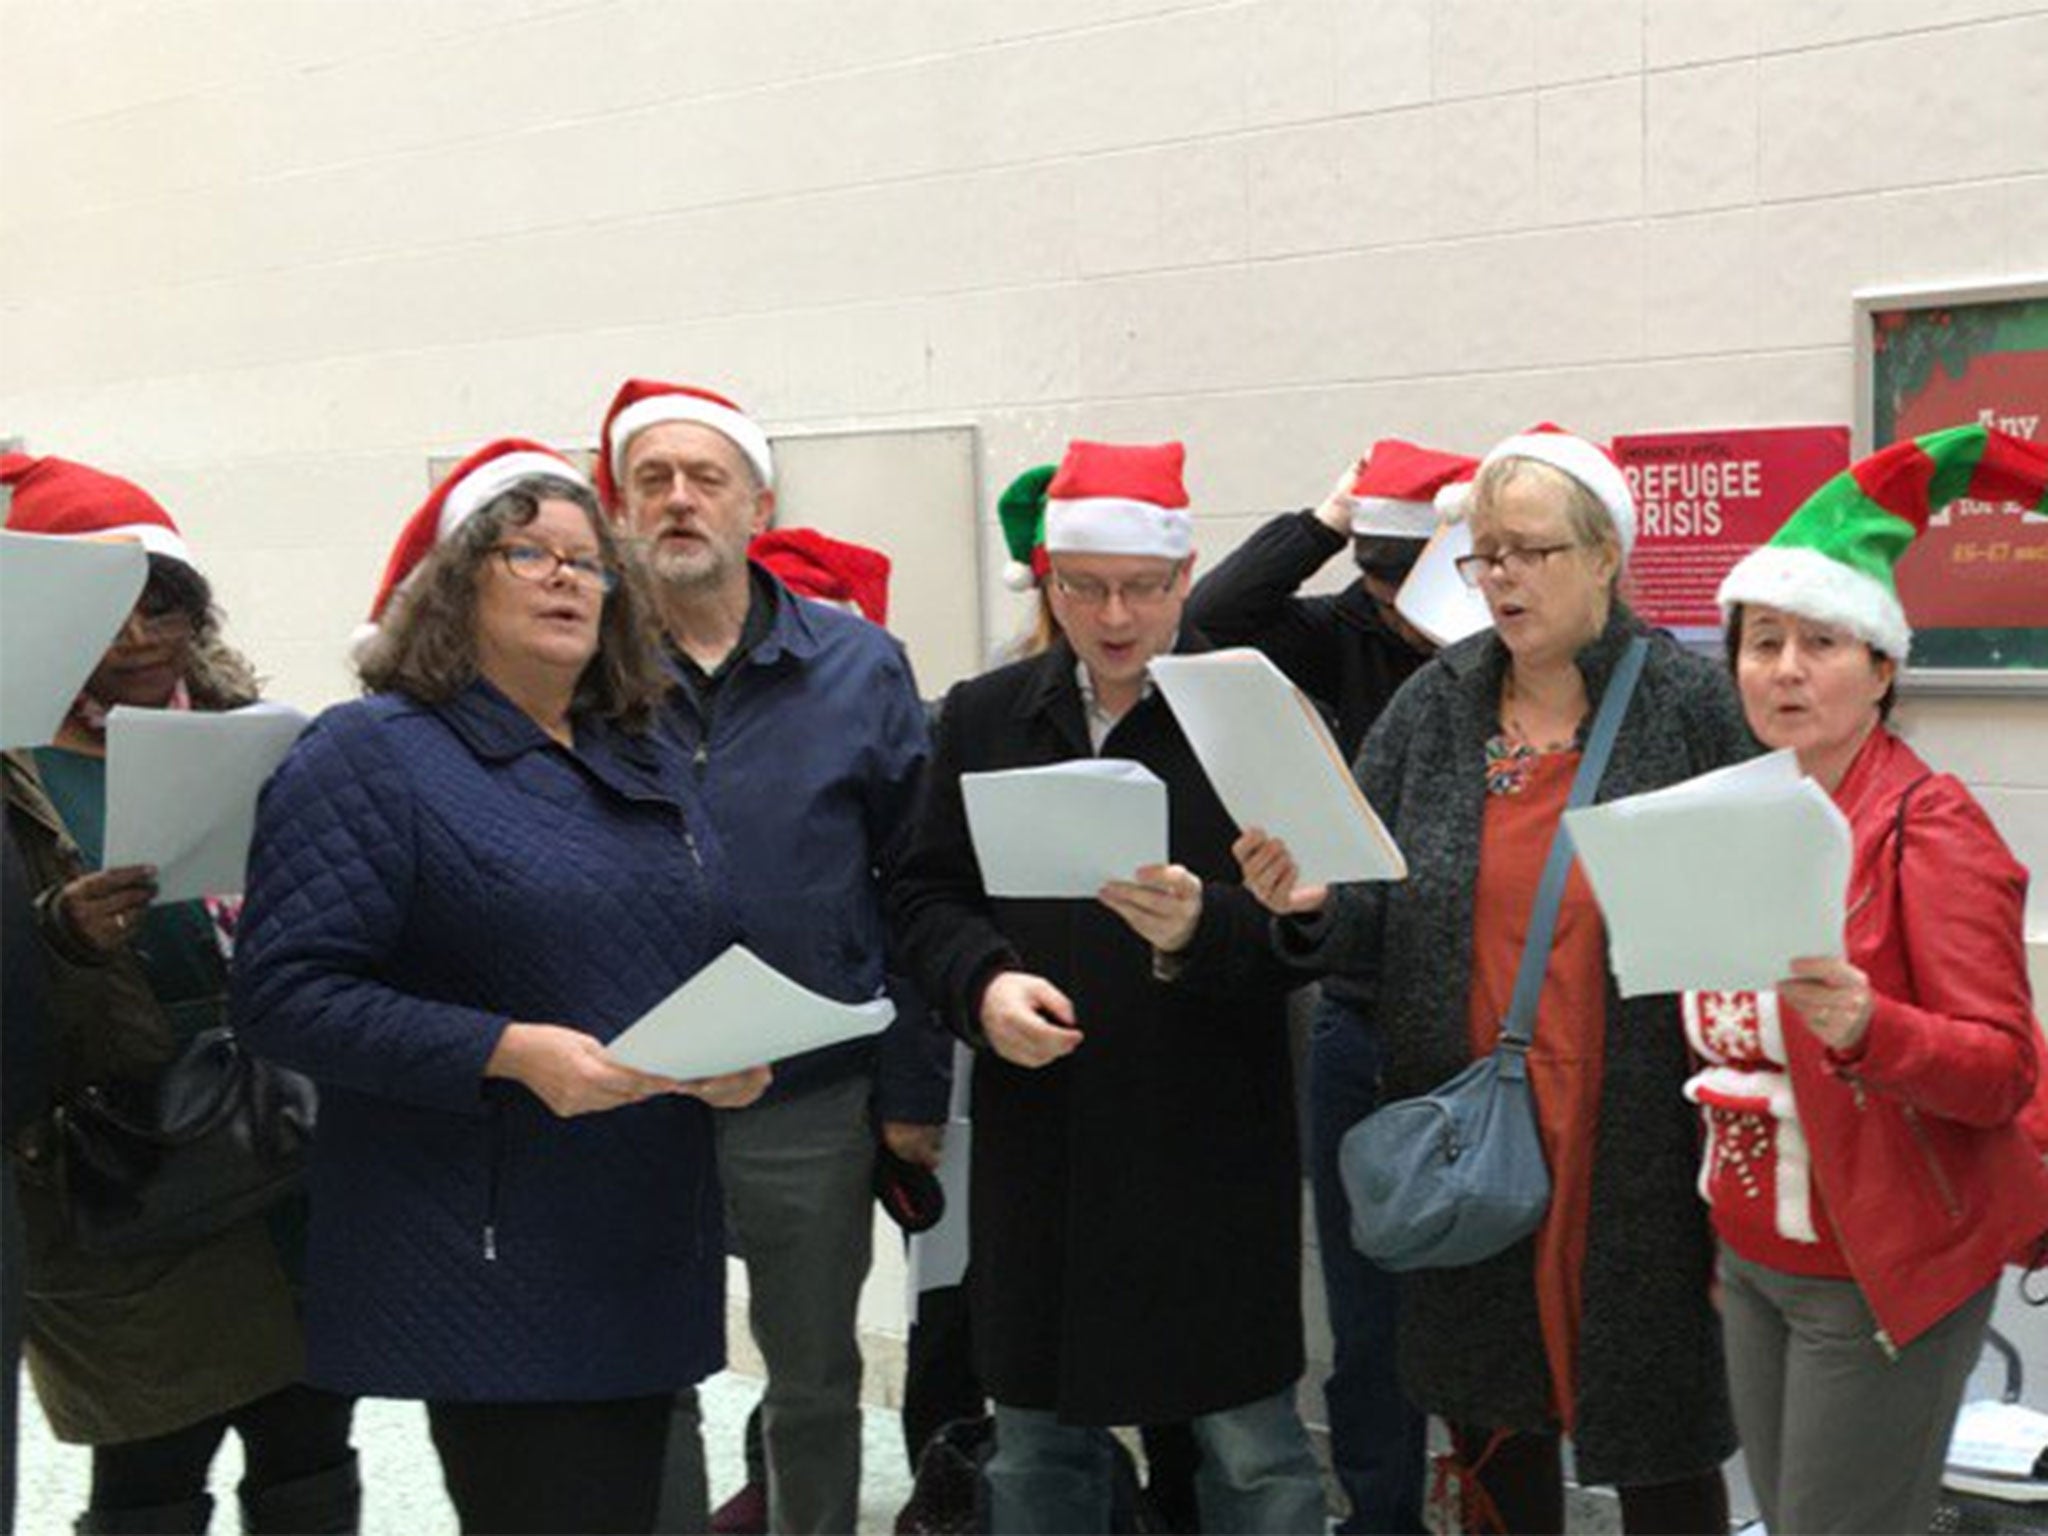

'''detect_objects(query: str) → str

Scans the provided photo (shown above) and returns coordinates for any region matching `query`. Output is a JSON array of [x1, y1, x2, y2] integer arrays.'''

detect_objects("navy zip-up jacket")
[[661, 566, 942, 1122]]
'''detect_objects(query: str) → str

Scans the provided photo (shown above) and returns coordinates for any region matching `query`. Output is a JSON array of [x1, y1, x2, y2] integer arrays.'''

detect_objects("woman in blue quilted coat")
[[233, 442, 770, 1536]]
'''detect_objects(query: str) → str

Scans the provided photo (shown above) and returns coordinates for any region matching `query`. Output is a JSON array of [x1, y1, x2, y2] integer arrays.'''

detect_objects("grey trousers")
[[1719, 1245, 1995, 1536], [715, 1074, 877, 1534]]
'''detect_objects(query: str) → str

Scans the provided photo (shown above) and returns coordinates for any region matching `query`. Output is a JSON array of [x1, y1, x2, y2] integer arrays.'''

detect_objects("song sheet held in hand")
[[0, 531, 148, 750], [1394, 518, 1494, 647], [1148, 650, 1404, 886], [608, 945, 896, 1081], [961, 759, 1168, 898], [102, 702, 311, 901], [1562, 749, 1851, 998]]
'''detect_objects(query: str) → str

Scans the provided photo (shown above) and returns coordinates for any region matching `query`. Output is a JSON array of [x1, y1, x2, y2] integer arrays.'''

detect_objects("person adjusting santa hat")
[[1346, 439, 1480, 539], [1478, 422, 1637, 559], [1, 450, 195, 566], [358, 438, 590, 647], [749, 526, 892, 627], [594, 378, 775, 511], [1718, 422, 2048, 661], [1043, 439, 1192, 560]]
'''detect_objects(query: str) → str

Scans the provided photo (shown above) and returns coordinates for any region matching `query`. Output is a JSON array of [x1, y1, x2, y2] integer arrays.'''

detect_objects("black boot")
[[238, 1454, 360, 1535], [74, 1493, 215, 1533]]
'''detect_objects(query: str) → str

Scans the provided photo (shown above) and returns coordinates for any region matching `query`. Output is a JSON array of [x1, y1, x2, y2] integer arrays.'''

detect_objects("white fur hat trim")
[[437, 451, 591, 542], [99, 521, 194, 567], [1482, 432, 1637, 560], [1715, 543, 1912, 660], [1347, 495, 1438, 540], [1043, 497, 1192, 560], [609, 394, 775, 487]]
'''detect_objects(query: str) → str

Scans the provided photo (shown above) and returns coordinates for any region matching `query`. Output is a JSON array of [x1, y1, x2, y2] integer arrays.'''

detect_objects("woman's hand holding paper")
[[486, 1022, 691, 1117], [1778, 956, 1875, 1054], [680, 1063, 775, 1109], [1232, 829, 1329, 916]]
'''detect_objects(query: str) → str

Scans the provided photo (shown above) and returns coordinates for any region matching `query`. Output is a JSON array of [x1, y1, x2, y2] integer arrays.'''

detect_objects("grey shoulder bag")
[[1337, 636, 1648, 1272]]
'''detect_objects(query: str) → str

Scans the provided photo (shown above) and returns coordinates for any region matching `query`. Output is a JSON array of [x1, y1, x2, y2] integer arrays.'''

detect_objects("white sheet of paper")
[[608, 944, 896, 1081], [961, 759, 1167, 898], [1149, 650, 1405, 886], [906, 1121, 973, 1316], [102, 702, 310, 901], [1947, 1399, 2048, 1484], [1395, 519, 1493, 647], [908, 1044, 977, 1317], [1563, 751, 1852, 998], [0, 531, 148, 750]]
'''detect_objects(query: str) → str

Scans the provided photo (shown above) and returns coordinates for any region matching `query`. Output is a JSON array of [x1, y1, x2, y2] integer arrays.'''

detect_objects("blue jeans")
[[988, 1389, 1325, 1535], [1309, 993, 1428, 1534]]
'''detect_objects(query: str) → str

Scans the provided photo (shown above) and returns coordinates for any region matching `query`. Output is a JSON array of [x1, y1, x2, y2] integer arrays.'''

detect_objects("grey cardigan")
[[1279, 606, 1753, 1486]]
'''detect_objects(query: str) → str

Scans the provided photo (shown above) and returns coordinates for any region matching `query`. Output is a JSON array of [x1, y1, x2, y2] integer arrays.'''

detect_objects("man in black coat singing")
[[889, 439, 1325, 1536]]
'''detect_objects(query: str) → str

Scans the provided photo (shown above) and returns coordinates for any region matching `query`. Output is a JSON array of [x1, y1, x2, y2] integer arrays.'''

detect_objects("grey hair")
[[1469, 456, 1624, 584]]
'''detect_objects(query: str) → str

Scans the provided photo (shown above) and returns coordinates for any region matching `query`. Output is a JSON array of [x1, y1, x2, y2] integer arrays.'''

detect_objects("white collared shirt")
[[1075, 660, 1157, 753]]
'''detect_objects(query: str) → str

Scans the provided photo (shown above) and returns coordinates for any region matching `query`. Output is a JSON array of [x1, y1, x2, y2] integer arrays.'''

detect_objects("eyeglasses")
[[1050, 568, 1184, 610], [492, 542, 620, 593], [1452, 543, 1580, 589]]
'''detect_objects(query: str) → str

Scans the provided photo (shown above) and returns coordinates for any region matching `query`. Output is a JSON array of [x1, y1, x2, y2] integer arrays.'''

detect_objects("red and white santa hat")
[[362, 438, 590, 630], [1, 451, 195, 566], [596, 377, 775, 509], [1478, 423, 1637, 559], [1346, 440, 1481, 538], [1043, 440, 1192, 561], [750, 527, 892, 627]]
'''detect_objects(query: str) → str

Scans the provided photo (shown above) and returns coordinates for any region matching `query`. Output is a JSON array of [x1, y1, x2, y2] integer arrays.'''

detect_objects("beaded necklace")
[[1483, 673, 1584, 796]]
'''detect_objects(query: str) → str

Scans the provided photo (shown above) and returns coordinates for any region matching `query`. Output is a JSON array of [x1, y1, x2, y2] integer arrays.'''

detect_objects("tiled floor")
[[13, 1369, 921, 1535]]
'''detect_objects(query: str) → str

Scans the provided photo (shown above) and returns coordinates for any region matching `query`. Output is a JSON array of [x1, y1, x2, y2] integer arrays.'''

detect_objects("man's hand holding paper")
[[1097, 862, 1203, 953], [978, 971, 1082, 1069]]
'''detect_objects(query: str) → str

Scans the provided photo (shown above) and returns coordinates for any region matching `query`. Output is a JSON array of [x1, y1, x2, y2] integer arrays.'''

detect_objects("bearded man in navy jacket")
[[597, 378, 938, 1536]]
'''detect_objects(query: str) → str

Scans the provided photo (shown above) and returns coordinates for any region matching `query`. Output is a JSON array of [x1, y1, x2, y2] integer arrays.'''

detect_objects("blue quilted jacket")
[[232, 681, 738, 1402]]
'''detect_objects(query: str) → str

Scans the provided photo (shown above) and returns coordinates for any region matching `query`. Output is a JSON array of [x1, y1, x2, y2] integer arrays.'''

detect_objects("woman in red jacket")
[[1690, 424, 2048, 1536]]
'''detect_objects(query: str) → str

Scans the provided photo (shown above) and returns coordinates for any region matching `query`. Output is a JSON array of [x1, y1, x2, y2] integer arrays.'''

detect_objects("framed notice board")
[[1855, 276, 2048, 690]]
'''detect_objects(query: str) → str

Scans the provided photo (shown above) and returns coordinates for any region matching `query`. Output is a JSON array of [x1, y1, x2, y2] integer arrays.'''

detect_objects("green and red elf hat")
[[1717, 424, 2048, 660], [997, 463, 1057, 592]]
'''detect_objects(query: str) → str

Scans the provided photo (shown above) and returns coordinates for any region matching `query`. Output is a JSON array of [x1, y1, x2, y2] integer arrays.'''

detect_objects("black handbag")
[[51, 1025, 316, 1258]]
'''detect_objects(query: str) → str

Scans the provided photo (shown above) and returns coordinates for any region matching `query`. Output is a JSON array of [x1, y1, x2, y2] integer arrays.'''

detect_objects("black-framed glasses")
[[1452, 543, 1579, 589], [1049, 566, 1185, 610], [491, 541, 620, 593]]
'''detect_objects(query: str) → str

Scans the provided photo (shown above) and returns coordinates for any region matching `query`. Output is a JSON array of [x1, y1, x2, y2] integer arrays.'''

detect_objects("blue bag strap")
[[1499, 636, 1648, 1048]]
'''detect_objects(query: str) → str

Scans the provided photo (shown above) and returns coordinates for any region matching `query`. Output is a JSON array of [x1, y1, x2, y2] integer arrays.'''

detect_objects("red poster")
[[1612, 426, 1851, 637]]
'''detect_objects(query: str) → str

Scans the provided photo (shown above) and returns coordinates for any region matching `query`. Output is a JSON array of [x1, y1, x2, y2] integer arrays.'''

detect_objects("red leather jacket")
[[1788, 728, 2048, 1350]]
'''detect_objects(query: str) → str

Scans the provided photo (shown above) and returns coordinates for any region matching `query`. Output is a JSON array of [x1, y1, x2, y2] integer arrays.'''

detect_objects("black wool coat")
[[889, 636, 1304, 1425], [1277, 607, 1754, 1487], [1183, 508, 1429, 762]]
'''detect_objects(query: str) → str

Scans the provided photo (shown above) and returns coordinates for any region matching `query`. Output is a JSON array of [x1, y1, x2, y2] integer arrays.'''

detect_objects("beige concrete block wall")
[[8, 0, 2048, 1396]]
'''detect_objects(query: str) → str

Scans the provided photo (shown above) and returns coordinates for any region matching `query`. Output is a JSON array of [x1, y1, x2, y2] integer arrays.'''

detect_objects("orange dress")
[[1465, 748, 1609, 1428]]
